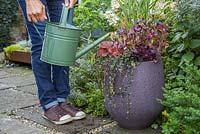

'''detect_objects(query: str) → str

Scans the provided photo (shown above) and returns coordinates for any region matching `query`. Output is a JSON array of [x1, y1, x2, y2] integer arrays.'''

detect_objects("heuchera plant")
[[97, 16, 169, 62]]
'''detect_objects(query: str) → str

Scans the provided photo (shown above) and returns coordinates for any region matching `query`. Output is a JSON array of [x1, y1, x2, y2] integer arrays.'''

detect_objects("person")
[[17, 0, 86, 125]]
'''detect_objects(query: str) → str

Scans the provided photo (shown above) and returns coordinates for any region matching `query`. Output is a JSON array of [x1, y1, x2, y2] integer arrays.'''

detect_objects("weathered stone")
[[99, 125, 162, 134], [0, 66, 32, 78], [0, 114, 46, 134], [0, 70, 14, 79], [0, 83, 15, 90], [0, 89, 39, 113], [0, 75, 35, 87], [14, 105, 112, 134], [16, 84, 37, 95]]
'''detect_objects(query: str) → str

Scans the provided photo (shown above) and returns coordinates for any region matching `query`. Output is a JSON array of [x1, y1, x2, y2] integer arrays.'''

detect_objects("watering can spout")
[[75, 33, 110, 60]]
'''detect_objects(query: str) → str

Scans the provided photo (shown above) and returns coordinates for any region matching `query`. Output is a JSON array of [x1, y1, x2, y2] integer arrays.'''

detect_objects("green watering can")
[[40, 5, 109, 66]]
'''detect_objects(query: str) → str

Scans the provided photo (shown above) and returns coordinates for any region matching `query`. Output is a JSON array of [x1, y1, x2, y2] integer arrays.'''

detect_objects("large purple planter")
[[104, 58, 164, 129]]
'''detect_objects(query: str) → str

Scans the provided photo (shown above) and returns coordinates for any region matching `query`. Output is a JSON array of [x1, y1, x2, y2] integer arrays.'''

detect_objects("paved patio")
[[0, 60, 162, 134]]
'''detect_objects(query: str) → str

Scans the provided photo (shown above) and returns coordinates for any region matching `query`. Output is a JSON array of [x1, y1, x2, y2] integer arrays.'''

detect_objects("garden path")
[[0, 61, 161, 134]]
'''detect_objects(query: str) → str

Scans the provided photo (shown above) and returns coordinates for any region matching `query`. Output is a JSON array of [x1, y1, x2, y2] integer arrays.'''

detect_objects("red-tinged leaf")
[[108, 47, 121, 56], [97, 48, 108, 57], [99, 41, 112, 49]]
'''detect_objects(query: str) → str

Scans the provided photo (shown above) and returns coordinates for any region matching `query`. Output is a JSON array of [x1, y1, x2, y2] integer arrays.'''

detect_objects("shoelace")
[[52, 106, 66, 117]]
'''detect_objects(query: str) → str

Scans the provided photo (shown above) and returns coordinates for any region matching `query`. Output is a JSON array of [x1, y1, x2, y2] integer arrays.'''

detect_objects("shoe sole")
[[42, 115, 73, 125], [72, 114, 86, 120]]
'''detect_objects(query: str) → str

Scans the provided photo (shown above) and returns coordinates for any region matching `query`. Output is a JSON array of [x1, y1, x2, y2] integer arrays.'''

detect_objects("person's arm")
[[64, 0, 78, 8], [25, 0, 46, 22]]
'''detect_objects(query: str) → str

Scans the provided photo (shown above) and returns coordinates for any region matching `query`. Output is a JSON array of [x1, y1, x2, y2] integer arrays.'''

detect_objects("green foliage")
[[116, 0, 159, 29], [163, 55, 180, 80], [0, 0, 19, 49], [68, 55, 107, 116], [175, 0, 200, 38], [161, 64, 200, 134], [167, 0, 200, 66], [154, 0, 176, 22], [74, 0, 113, 40], [4, 45, 24, 58]]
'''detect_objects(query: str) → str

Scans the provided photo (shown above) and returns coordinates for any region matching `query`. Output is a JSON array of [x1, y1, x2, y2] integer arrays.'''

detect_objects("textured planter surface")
[[104, 58, 164, 129], [5, 50, 31, 64]]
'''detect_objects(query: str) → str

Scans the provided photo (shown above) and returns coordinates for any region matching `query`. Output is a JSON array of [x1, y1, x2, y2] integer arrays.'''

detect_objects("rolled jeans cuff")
[[44, 100, 58, 110], [57, 98, 66, 103]]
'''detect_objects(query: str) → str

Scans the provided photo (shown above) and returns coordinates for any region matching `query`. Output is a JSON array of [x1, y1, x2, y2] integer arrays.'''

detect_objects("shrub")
[[167, 0, 200, 66], [68, 53, 107, 116], [161, 64, 200, 134]]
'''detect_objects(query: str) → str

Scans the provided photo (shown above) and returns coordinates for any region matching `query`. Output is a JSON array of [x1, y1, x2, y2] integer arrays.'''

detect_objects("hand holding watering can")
[[28, 0, 109, 66], [25, 0, 77, 23], [41, 5, 109, 66]]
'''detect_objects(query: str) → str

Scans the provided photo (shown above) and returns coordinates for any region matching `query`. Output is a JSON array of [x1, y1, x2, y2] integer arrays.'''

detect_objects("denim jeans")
[[17, 0, 74, 110]]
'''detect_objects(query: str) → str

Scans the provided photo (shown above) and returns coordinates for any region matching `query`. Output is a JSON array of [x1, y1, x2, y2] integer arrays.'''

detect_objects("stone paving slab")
[[16, 84, 37, 95], [0, 83, 15, 90], [0, 66, 32, 79], [0, 89, 39, 113], [14, 105, 112, 134], [98, 125, 162, 134], [0, 71, 12, 79], [1, 66, 32, 75], [0, 75, 35, 87], [0, 114, 46, 134]]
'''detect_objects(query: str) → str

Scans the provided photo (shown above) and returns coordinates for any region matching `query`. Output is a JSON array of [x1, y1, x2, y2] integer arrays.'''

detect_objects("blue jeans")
[[17, 0, 74, 110]]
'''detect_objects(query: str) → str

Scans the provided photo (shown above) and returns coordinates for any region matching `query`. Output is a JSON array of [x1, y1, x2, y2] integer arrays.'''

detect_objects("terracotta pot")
[[104, 57, 164, 129], [4, 50, 31, 64]]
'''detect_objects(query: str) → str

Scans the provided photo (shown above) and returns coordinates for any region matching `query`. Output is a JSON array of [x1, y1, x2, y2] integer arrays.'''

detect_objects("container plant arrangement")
[[4, 40, 31, 64], [97, 0, 169, 130]]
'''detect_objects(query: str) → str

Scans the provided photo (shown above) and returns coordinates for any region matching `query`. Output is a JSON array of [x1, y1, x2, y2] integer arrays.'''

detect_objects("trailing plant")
[[0, 0, 19, 49], [160, 63, 200, 134]]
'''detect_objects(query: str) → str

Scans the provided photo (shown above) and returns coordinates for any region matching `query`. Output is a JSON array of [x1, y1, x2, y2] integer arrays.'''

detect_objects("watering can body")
[[41, 6, 109, 66]]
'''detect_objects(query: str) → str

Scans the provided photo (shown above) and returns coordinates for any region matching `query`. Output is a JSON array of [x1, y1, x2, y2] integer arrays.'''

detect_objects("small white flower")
[[103, 10, 119, 27], [111, 0, 120, 11]]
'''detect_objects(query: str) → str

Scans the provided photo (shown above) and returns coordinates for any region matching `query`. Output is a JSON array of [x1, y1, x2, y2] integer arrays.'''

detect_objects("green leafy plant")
[[160, 63, 200, 134], [116, 0, 158, 29], [74, 0, 113, 40], [68, 55, 107, 116], [167, 0, 200, 66]]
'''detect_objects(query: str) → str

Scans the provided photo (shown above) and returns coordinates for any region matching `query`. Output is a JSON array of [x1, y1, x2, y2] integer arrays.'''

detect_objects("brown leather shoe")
[[42, 105, 73, 124], [59, 102, 86, 120]]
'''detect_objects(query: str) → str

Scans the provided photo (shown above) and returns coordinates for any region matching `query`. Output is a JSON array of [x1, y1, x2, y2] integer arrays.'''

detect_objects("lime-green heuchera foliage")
[[161, 64, 200, 134], [4, 45, 24, 58]]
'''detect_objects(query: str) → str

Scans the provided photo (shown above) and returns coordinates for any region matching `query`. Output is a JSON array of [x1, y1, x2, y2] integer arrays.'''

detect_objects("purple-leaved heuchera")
[[97, 15, 169, 62]]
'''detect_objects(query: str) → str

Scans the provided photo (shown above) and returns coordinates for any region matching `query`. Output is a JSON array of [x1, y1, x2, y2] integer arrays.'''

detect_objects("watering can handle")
[[32, 5, 71, 41], [33, 22, 44, 41], [60, 5, 70, 26]]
